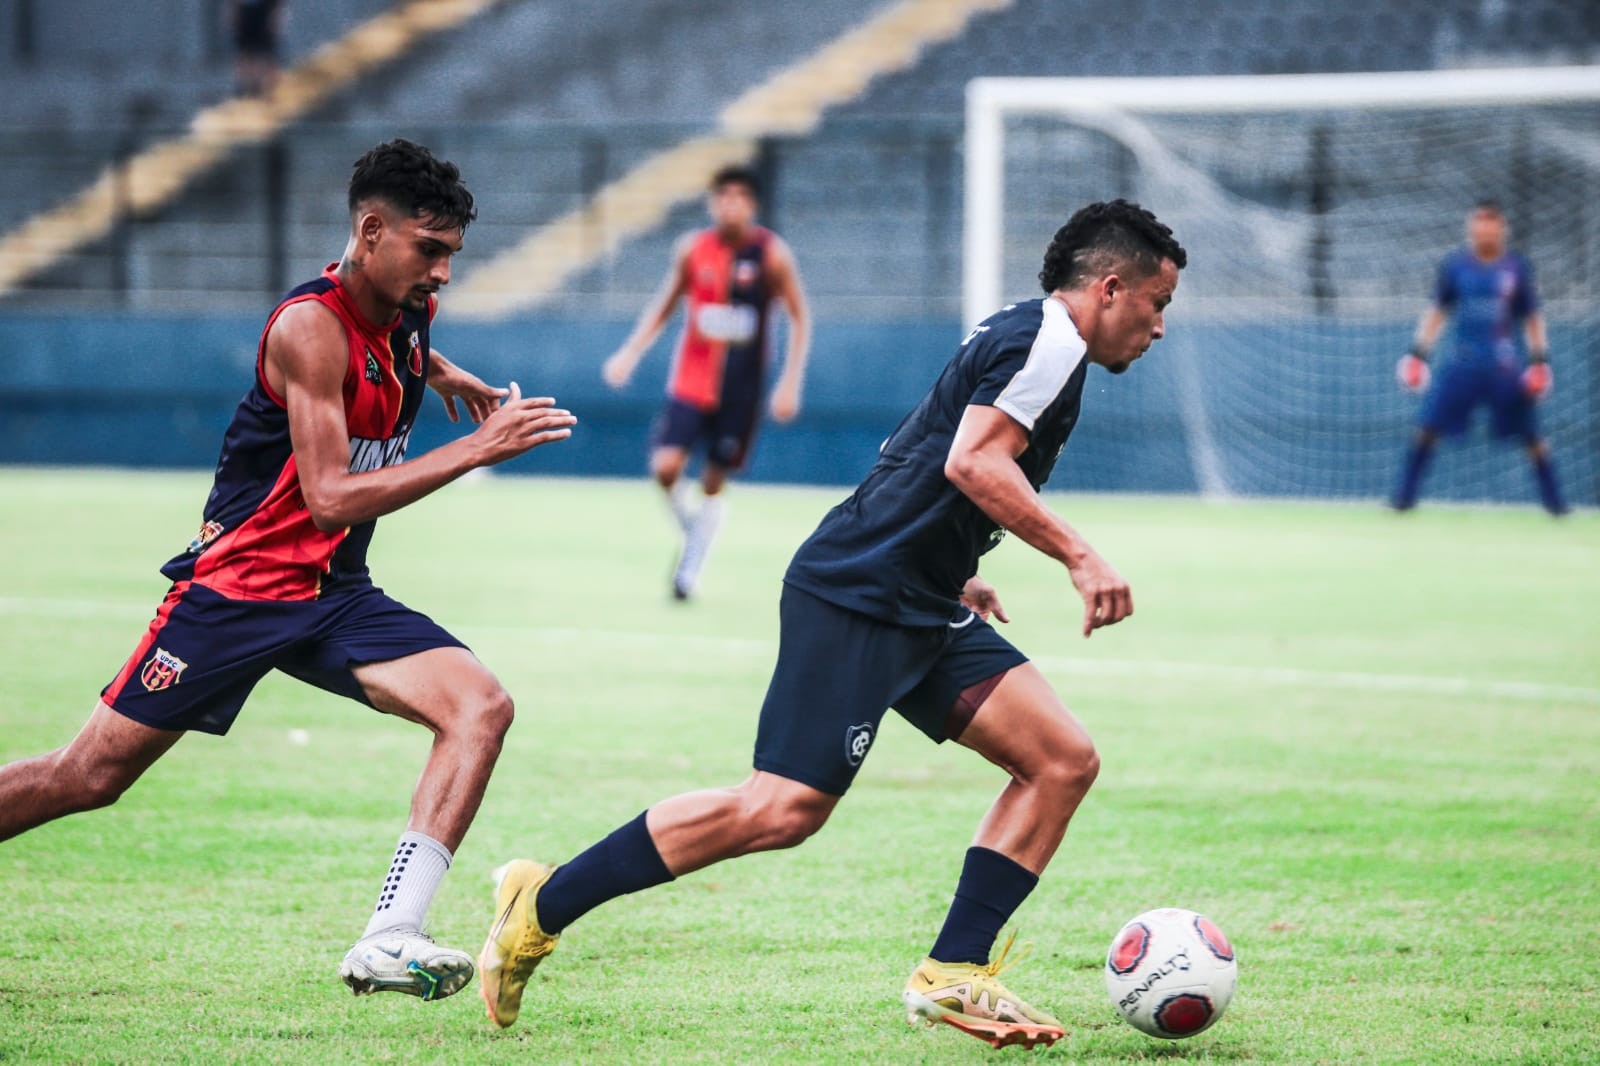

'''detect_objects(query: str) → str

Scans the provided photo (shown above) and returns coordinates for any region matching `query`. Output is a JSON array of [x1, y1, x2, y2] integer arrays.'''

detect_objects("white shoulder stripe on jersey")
[[993, 298, 1087, 431]]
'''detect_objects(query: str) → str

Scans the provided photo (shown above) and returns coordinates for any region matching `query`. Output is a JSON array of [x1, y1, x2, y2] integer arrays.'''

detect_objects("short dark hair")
[[711, 163, 760, 200], [1472, 199, 1505, 218], [348, 139, 476, 233], [1038, 199, 1186, 293]]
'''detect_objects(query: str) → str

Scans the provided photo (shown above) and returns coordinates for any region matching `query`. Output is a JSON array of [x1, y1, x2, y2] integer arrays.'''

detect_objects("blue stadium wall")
[[0, 310, 1592, 506]]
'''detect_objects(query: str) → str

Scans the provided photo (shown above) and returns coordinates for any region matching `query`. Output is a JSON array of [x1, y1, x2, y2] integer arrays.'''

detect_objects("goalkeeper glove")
[[1396, 351, 1430, 393], [1521, 360, 1552, 401]]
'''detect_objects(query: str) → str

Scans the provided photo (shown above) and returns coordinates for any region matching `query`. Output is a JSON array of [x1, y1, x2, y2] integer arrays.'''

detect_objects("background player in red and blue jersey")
[[1391, 200, 1566, 514], [480, 202, 1184, 1049], [0, 140, 576, 1002], [602, 164, 810, 599]]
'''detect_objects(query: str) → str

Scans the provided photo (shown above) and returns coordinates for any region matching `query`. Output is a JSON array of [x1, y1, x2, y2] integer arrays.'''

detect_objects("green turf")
[[1, 468, 1596, 1064]]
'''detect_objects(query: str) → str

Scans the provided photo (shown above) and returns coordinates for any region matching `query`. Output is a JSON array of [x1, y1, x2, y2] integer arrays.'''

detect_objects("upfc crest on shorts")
[[140, 647, 188, 692]]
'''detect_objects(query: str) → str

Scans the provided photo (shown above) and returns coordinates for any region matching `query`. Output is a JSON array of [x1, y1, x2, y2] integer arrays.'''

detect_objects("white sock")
[[363, 830, 452, 937], [664, 480, 695, 534], [674, 494, 724, 594]]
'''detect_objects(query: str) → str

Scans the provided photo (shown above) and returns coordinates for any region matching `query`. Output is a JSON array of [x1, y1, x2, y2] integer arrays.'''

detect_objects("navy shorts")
[[652, 394, 762, 471], [752, 584, 1029, 796], [1418, 359, 1538, 440], [102, 579, 468, 735]]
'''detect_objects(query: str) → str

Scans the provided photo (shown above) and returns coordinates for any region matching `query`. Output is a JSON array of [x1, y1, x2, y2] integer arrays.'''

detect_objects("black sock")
[[927, 847, 1039, 965], [1392, 440, 1433, 510], [1532, 452, 1567, 515], [535, 811, 674, 934]]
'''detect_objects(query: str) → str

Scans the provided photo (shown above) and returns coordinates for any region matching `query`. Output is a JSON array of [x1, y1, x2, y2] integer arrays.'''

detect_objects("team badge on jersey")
[[407, 331, 423, 376], [364, 349, 384, 386], [140, 647, 189, 692], [733, 259, 759, 287], [186, 520, 224, 555]]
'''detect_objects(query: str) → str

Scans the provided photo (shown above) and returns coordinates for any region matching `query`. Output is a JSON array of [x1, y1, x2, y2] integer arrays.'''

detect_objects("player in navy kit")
[[0, 141, 576, 1002], [480, 201, 1185, 1048], [602, 165, 811, 599], [1391, 201, 1566, 514]]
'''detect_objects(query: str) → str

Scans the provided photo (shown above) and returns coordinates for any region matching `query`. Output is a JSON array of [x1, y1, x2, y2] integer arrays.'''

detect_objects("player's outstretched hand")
[[429, 350, 509, 424], [602, 351, 635, 389], [769, 378, 801, 423], [1067, 547, 1132, 638], [960, 575, 1009, 623], [1521, 362, 1552, 401], [469, 381, 576, 466], [1396, 353, 1431, 393]]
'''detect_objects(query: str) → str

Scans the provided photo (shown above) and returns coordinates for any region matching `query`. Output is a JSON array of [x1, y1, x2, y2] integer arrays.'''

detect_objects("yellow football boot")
[[478, 860, 560, 1028], [902, 932, 1065, 1050]]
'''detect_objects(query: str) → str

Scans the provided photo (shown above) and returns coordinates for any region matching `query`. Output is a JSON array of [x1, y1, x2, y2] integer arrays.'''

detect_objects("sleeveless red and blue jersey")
[[667, 226, 773, 412], [161, 266, 433, 601]]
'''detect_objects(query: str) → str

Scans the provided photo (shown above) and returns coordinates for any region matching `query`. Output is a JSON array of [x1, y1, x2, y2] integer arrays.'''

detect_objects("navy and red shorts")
[[102, 579, 467, 735], [752, 584, 1028, 796], [651, 393, 763, 472], [1418, 359, 1539, 440]]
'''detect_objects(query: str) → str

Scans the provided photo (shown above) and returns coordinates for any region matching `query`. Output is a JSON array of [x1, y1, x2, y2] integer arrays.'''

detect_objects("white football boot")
[[339, 928, 475, 1001]]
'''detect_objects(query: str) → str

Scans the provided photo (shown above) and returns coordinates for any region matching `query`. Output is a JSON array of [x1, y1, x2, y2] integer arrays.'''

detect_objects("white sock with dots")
[[363, 830, 452, 937]]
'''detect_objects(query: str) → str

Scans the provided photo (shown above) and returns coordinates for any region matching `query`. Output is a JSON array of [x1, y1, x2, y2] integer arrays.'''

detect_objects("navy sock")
[[535, 811, 674, 934], [1532, 452, 1568, 515], [928, 847, 1039, 966], [1392, 441, 1434, 510]]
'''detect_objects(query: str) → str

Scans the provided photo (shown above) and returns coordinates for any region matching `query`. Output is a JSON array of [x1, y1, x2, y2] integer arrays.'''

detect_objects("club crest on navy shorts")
[[140, 647, 188, 692], [844, 721, 875, 767]]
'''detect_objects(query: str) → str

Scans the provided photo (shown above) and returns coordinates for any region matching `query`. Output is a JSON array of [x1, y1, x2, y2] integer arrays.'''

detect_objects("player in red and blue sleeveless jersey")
[[1391, 200, 1566, 514], [602, 164, 810, 599], [0, 140, 576, 1002], [481, 202, 1184, 1049]]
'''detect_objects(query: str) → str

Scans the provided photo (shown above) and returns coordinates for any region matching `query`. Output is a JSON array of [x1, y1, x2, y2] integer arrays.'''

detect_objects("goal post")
[[964, 66, 1600, 329], [962, 67, 1600, 504]]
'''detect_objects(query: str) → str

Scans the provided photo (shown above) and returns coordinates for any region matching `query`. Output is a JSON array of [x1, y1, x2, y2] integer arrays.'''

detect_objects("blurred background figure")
[[228, 0, 286, 97], [602, 165, 811, 600], [1392, 200, 1565, 515]]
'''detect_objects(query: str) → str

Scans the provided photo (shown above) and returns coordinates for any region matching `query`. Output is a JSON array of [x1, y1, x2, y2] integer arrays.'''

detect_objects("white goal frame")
[[962, 66, 1600, 329]]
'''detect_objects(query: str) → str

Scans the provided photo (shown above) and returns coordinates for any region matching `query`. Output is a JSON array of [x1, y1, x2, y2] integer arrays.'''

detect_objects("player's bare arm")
[[766, 236, 811, 423], [1398, 304, 1448, 392], [1523, 310, 1548, 359], [602, 234, 694, 387], [1520, 310, 1553, 399], [428, 348, 506, 424], [1413, 304, 1448, 355], [946, 403, 1132, 637], [267, 300, 575, 531]]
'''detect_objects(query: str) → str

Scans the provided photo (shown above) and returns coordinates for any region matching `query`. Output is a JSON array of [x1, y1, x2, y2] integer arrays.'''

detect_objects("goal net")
[[965, 68, 1599, 505]]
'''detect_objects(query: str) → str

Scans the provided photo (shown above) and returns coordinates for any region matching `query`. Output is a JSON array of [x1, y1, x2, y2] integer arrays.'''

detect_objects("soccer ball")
[[1104, 908, 1236, 1039]]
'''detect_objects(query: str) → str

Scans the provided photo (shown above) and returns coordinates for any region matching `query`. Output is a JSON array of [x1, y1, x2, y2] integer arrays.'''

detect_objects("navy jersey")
[[1434, 249, 1539, 366], [785, 298, 1089, 626]]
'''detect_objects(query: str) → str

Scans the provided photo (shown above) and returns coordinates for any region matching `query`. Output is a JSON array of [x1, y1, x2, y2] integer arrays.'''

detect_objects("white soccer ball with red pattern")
[[1104, 907, 1236, 1039]]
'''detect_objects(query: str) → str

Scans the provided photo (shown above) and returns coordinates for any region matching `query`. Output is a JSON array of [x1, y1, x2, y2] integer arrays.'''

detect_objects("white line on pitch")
[[464, 622, 1600, 706], [2, 597, 1595, 706]]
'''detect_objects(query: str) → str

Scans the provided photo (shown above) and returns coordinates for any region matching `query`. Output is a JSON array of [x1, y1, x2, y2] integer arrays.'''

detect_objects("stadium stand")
[[0, 0, 1595, 504]]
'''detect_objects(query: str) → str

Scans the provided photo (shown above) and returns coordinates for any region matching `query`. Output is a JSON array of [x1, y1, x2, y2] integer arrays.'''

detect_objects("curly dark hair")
[[348, 139, 476, 232], [1038, 199, 1186, 293], [711, 163, 761, 200]]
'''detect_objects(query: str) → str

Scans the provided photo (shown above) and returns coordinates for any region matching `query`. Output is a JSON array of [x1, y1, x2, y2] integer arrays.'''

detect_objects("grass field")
[[1, 468, 1596, 1064]]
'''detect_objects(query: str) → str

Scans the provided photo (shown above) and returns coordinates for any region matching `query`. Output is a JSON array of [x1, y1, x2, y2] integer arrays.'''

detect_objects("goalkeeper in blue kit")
[[1391, 200, 1565, 514]]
